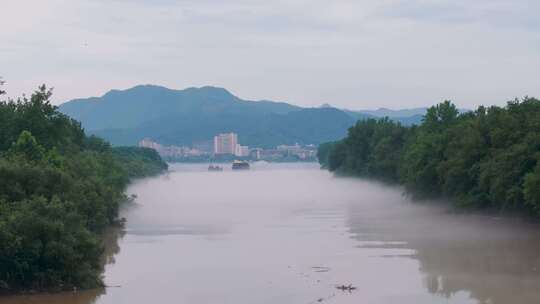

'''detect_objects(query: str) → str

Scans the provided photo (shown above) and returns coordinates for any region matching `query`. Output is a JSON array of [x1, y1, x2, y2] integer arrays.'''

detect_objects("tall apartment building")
[[213, 133, 238, 154]]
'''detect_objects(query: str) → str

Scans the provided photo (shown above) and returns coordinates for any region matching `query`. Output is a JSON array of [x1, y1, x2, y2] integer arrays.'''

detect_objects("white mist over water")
[[5, 163, 540, 304]]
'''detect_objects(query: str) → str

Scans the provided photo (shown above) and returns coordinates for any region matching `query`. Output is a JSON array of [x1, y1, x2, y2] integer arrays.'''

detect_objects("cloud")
[[1, 0, 539, 109], [381, 0, 540, 31]]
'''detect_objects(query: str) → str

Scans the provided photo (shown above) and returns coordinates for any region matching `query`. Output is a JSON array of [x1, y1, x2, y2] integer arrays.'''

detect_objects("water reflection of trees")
[[2, 226, 126, 304], [101, 225, 126, 269], [346, 201, 540, 304], [416, 237, 540, 304]]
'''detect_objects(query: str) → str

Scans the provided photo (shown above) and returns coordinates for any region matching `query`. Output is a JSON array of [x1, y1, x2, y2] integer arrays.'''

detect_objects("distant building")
[[139, 138, 162, 150], [277, 143, 302, 154], [260, 149, 284, 161], [250, 148, 263, 160], [192, 140, 213, 153], [235, 144, 249, 157], [275, 143, 317, 160], [139, 138, 208, 159], [214, 133, 238, 154]]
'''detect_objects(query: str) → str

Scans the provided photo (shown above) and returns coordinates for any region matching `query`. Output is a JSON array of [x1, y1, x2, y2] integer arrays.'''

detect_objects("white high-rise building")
[[213, 133, 238, 154]]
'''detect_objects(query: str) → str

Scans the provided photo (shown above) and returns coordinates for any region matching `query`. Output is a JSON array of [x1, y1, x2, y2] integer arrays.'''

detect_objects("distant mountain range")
[[354, 107, 428, 118], [59, 85, 429, 148], [321, 103, 428, 119]]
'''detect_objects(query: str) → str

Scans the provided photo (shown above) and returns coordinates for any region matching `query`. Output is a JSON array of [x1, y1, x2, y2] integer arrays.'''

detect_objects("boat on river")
[[208, 165, 223, 171], [232, 160, 250, 170]]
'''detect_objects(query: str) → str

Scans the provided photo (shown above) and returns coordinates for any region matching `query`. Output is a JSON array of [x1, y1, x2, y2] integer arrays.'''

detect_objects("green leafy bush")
[[0, 85, 167, 292], [320, 98, 540, 215]]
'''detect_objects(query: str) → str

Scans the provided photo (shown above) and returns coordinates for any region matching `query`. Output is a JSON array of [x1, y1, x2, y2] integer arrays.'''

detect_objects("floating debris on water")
[[312, 266, 331, 273], [336, 284, 357, 292]]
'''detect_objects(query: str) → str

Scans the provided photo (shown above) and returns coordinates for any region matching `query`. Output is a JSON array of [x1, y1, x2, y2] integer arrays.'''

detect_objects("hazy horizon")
[[2, 82, 520, 112], [2, 0, 539, 109], [53, 83, 454, 111]]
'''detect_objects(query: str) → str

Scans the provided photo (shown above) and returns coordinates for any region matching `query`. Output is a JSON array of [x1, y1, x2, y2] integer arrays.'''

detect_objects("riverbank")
[[0, 86, 168, 294], [318, 98, 540, 217], [0, 152, 167, 295]]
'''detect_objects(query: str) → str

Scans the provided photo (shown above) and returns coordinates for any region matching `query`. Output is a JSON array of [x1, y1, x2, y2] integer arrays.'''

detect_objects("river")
[[4, 163, 540, 304]]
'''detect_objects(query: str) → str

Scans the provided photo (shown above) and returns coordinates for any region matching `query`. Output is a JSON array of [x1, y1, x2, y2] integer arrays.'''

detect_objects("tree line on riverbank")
[[318, 98, 540, 216], [0, 84, 168, 293]]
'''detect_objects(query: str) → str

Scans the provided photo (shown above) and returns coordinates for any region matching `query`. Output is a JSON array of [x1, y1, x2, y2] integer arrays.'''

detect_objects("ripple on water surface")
[[4, 163, 540, 304]]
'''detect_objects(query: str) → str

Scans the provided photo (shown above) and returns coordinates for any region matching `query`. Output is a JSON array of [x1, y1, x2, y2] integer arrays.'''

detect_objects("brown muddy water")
[[4, 163, 540, 304]]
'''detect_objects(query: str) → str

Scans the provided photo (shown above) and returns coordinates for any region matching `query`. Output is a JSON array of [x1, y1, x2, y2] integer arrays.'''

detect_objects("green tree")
[[317, 141, 337, 168], [8, 131, 45, 162], [524, 161, 540, 214], [319, 97, 540, 215], [400, 101, 459, 196], [0, 78, 5, 95], [0, 85, 168, 292]]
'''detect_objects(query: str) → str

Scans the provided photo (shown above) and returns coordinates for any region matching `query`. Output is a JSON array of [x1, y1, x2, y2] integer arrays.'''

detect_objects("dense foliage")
[[112, 146, 168, 178], [319, 98, 540, 215], [0, 85, 167, 293]]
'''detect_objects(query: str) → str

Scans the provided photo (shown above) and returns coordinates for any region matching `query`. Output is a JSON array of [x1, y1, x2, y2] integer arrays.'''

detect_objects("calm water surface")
[[5, 163, 540, 304]]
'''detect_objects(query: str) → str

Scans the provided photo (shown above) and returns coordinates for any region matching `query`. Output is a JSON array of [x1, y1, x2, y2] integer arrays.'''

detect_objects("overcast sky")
[[1, 0, 539, 109]]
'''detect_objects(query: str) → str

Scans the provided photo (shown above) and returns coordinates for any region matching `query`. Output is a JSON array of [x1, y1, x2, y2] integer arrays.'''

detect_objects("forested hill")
[[318, 98, 540, 216], [0, 85, 168, 293], [59, 85, 422, 148]]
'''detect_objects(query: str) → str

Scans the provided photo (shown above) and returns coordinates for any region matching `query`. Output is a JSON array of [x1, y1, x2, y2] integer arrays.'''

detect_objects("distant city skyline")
[[2, 0, 539, 109], [139, 135, 317, 161]]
